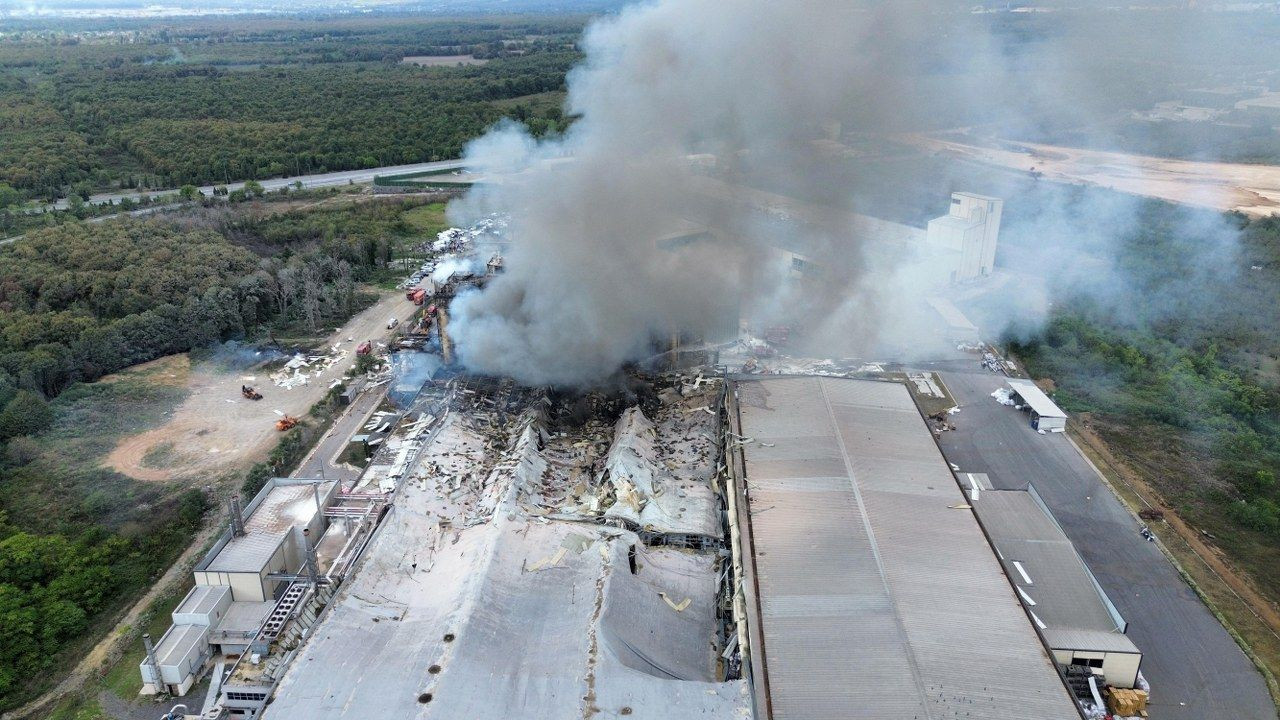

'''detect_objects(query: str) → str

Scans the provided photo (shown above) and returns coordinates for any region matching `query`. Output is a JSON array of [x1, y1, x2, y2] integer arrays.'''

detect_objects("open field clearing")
[[103, 289, 420, 483], [401, 54, 488, 66], [907, 134, 1280, 217]]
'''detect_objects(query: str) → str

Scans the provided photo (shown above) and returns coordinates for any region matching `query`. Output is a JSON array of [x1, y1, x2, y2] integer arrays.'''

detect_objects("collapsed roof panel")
[[268, 376, 744, 719], [601, 407, 719, 538]]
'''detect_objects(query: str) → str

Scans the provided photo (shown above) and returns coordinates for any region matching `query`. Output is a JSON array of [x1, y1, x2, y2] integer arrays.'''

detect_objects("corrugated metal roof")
[[735, 376, 1078, 720], [213, 601, 276, 636], [205, 531, 286, 574], [971, 490, 1140, 657], [1044, 628, 1143, 655], [1007, 379, 1068, 419], [175, 584, 230, 616], [206, 482, 327, 573], [155, 623, 208, 668]]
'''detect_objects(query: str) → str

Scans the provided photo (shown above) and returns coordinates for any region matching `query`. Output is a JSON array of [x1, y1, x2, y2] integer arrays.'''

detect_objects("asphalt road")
[[932, 365, 1276, 720], [52, 158, 467, 210], [293, 383, 387, 483], [291, 291, 429, 484]]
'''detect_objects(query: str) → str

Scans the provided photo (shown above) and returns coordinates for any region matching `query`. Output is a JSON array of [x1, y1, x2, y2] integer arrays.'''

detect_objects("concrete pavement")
[[293, 382, 386, 483], [933, 366, 1276, 720]]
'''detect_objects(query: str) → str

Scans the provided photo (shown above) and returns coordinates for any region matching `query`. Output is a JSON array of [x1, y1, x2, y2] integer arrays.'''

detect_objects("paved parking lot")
[[930, 365, 1275, 720]]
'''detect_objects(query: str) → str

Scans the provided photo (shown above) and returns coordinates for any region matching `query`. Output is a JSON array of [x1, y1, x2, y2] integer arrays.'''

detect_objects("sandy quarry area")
[[103, 290, 422, 483], [907, 133, 1280, 217]]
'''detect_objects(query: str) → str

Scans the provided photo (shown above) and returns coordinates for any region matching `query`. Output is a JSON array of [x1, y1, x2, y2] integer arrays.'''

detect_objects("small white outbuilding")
[[1007, 378, 1068, 432]]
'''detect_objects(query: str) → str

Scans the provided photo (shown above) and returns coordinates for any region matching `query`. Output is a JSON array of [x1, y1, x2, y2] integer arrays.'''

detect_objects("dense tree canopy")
[[0, 17, 580, 200]]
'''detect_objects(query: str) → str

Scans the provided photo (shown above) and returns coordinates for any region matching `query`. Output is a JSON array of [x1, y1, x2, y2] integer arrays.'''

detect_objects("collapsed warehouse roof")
[[598, 407, 720, 539], [266, 376, 747, 718]]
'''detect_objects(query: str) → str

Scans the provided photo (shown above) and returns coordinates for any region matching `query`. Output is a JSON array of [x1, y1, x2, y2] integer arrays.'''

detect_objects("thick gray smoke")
[[447, 1, 1249, 386]]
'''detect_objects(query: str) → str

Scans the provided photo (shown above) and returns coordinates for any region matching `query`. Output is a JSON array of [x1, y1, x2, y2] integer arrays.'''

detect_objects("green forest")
[[0, 195, 445, 711], [0, 15, 580, 201], [0, 14, 587, 711], [1009, 207, 1280, 594]]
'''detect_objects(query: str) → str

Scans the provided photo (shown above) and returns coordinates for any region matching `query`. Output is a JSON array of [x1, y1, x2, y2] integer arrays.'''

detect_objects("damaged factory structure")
[[265, 373, 749, 718], [143, 356, 1152, 719]]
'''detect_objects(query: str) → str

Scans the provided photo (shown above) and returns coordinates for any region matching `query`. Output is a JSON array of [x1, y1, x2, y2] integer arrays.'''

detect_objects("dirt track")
[[5, 290, 423, 720], [907, 134, 1280, 217], [104, 289, 422, 483]]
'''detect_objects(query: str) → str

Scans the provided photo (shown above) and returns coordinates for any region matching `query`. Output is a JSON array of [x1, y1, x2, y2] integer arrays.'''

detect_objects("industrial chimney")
[[142, 633, 162, 691], [298, 526, 320, 585]]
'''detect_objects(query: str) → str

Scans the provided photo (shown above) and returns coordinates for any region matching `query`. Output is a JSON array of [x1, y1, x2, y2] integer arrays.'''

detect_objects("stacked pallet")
[[1105, 687, 1149, 717]]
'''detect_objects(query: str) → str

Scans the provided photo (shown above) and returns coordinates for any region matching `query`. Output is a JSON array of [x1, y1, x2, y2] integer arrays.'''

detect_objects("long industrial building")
[[965, 478, 1143, 689], [149, 370, 1121, 720], [727, 376, 1081, 719]]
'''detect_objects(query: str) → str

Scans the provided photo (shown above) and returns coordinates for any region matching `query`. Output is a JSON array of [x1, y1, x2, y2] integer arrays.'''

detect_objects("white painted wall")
[[1052, 649, 1141, 689]]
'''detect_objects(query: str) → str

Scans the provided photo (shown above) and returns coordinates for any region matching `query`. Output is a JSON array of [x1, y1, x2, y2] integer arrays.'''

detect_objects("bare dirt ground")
[[103, 289, 421, 483], [905, 133, 1280, 217], [400, 54, 487, 67]]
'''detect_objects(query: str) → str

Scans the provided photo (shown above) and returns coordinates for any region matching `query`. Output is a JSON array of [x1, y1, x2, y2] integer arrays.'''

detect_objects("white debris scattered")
[[908, 372, 943, 398], [991, 387, 1016, 406], [270, 348, 349, 389]]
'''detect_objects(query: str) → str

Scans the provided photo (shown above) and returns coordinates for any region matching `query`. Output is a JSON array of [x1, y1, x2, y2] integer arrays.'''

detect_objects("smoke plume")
[[446, 1, 1250, 386]]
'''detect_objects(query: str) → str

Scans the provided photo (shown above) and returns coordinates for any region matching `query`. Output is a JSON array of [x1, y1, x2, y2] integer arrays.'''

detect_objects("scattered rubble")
[[270, 347, 350, 389], [268, 368, 747, 718]]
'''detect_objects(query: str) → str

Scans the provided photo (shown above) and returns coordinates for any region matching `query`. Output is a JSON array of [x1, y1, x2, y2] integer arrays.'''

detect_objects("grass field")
[[401, 201, 448, 234], [47, 697, 106, 720]]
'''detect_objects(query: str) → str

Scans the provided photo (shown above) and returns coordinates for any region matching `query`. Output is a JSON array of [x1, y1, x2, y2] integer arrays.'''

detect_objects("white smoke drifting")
[[446, 1, 1247, 386]]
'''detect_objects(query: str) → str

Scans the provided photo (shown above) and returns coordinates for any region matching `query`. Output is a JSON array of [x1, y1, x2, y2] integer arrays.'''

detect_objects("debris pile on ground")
[[982, 347, 1016, 373], [991, 387, 1016, 406], [270, 347, 349, 389]]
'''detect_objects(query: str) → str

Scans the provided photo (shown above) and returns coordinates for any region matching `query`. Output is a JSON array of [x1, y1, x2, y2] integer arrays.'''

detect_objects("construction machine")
[[275, 416, 300, 431], [241, 385, 263, 400]]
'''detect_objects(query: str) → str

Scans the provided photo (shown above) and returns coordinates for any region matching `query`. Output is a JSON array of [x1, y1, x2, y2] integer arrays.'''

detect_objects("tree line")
[[0, 196, 437, 710], [1009, 208, 1280, 556], [0, 18, 580, 202]]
